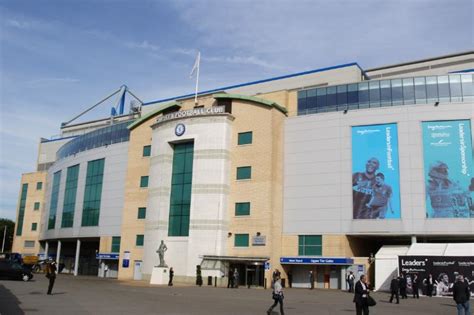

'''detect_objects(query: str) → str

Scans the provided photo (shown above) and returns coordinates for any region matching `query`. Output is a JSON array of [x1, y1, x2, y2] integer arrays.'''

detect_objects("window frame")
[[140, 176, 149, 188], [237, 131, 253, 145], [235, 202, 250, 216], [136, 234, 144, 246], [137, 207, 146, 219], [234, 234, 249, 247], [236, 166, 252, 180], [298, 235, 322, 256], [142, 145, 151, 157]]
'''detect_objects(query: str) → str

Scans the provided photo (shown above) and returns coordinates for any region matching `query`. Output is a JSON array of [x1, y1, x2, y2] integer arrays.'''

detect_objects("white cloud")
[[126, 40, 160, 52], [6, 19, 31, 30], [204, 55, 286, 71]]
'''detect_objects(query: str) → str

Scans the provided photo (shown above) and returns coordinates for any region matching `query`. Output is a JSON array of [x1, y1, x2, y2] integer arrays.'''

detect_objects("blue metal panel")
[[280, 257, 354, 265]]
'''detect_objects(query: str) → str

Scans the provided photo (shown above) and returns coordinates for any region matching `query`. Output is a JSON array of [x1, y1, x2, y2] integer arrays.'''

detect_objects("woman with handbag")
[[267, 275, 284, 315], [353, 274, 372, 315]]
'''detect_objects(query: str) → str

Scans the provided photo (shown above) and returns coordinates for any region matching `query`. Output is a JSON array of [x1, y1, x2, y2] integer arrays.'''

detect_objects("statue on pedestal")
[[156, 240, 168, 267]]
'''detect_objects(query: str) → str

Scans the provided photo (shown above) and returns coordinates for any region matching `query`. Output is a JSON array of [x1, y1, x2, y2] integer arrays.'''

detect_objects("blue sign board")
[[352, 123, 401, 219], [264, 261, 270, 271], [422, 120, 474, 218], [280, 257, 354, 265], [96, 253, 119, 260]]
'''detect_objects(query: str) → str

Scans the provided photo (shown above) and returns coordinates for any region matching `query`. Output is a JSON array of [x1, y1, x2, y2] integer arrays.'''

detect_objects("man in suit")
[[399, 273, 408, 299], [389, 275, 400, 304], [412, 274, 420, 299], [353, 274, 370, 315]]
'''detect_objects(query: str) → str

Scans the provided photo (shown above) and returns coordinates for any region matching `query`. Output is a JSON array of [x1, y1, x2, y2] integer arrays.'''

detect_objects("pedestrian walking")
[[168, 267, 174, 286], [353, 274, 370, 315], [46, 260, 57, 295], [233, 268, 239, 288], [399, 273, 407, 299], [424, 274, 434, 297], [272, 269, 281, 288], [287, 270, 293, 289], [453, 275, 471, 315], [412, 274, 420, 299], [309, 270, 314, 290], [227, 269, 234, 288], [389, 275, 399, 304], [267, 275, 284, 315], [348, 271, 355, 293]]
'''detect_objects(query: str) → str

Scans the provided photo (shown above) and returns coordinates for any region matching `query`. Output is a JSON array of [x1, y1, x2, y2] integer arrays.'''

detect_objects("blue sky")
[[1, 0, 473, 220]]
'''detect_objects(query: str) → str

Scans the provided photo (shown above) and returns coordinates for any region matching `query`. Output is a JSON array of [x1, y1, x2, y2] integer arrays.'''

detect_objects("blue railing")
[[56, 121, 132, 160], [298, 74, 473, 115]]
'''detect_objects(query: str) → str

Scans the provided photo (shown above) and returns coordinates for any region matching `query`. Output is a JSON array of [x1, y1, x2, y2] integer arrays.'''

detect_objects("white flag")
[[190, 51, 200, 78]]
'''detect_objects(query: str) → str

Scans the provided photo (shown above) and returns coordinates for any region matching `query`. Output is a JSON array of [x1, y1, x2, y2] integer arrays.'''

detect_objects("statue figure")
[[156, 240, 168, 267]]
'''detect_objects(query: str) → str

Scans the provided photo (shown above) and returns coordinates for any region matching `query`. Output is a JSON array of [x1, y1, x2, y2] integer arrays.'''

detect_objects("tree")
[[0, 218, 15, 252]]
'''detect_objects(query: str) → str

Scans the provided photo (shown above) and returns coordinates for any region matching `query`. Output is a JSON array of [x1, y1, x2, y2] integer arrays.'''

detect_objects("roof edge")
[[213, 93, 288, 114], [128, 101, 181, 130]]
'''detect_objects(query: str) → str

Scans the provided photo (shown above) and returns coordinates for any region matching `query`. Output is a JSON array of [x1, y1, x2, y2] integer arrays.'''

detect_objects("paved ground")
[[0, 275, 459, 315]]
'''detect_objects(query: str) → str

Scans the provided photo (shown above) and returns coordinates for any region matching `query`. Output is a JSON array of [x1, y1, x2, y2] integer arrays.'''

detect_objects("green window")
[[137, 207, 146, 219], [82, 159, 105, 227], [36, 182, 43, 190], [168, 142, 194, 237], [111, 236, 121, 253], [48, 171, 62, 230], [298, 235, 322, 256], [234, 234, 249, 247], [238, 131, 253, 145], [236, 166, 251, 180], [31, 223, 37, 231], [143, 145, 151, 157], [34, 202, 40, 210], [62, 165, 80, 228], [235, 202, 250, 216], [15, 183, 28, 236], [136, 234, 144, 246], [140, 176, 149, 188]]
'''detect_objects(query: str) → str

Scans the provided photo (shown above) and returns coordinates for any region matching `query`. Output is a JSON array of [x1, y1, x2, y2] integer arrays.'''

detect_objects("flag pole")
[[194, 52, 200, 106]]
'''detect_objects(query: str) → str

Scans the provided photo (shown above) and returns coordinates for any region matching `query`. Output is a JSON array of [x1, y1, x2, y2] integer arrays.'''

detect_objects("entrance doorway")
[[230, 263, 264, 287]]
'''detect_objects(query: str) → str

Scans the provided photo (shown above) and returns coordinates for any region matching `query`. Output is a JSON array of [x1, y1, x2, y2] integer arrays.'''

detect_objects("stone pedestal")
[[150, 266, 169, 285]]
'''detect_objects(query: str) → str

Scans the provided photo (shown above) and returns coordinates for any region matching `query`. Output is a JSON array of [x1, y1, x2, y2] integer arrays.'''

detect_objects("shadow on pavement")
[[0, 284, 24, 315]]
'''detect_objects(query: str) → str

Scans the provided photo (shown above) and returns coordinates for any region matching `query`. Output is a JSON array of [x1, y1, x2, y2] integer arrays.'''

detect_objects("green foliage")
[[0, 218, 15, 252]]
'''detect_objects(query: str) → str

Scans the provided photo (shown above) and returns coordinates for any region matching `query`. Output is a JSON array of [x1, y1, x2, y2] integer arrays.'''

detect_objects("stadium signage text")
[[157, 106, 225, 124]]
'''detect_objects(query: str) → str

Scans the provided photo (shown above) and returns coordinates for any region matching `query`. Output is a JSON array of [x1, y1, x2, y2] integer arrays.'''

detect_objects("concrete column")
[[56, 240, 62, 269], [411, 235, 417, 244], [44, 241, 49, 259], [74, 239, 81, 276]]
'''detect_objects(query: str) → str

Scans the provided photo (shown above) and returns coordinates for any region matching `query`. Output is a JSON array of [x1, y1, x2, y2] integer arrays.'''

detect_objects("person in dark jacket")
[[399, 273, 407, 299], [353, 274, 370, 315], [412, 274, 420, 299], [424, 274, 434, 297], [46, 260, 57, 295], [168, 267, 174, 286], [227, 269, 234, 288], [309, 270, 314, 290], [453, 275, 471, 315], [389, 275, 400, 304], [287, 270, 293, 289]]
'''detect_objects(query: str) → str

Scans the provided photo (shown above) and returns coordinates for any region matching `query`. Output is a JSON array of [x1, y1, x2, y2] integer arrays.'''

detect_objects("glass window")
[[369, 81, 380, 107], [337, 85, 348, 109], [235, 202, 250, 216], [461, 74, 473, 101], [298, 235, 322, 256], [426, 76, 438, 102], [24, 240, 35, 248], [358, 83, 369, 108], [48, 171, 61, 230], [402, 78, 415, 105], [236, 166, 251, 180], [380, 80, 391, 106], [449, 75, 462, 102], [143, 145, 151, 157], [31, 223, 37, 231], [82, 159, 105, 227], [306, 89, 317, 112], [140, 176, 149, 188], [297, 90, 307, 114], [136, 235, 144, 246], [316, 88, 327, 109], [391, 79, 403, 105], [16, 184, 28, 236], [34, 202, 40, 210], [326, 86, 337, 111], [137, 207, 146, 219], [238, 132, 253, 145], [347, 84, 359, 108], [62, 164, 79, 228], [414, 77, 427, 104], [111, 236, 121, 253], [36, 182, 43, 190], [168, 142, 194, 237], [438, 75, 450, 101], [234, 234, 249, 247]]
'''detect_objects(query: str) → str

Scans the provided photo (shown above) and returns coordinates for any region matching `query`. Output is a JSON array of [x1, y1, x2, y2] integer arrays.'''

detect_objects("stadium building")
[[12, 51, 474, 290]]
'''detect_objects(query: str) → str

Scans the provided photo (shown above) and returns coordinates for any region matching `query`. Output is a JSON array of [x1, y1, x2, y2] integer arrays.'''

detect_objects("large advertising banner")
[[422, 120, 474, 218], [399, 255, 474, 297], [352, 123, 401, 219]]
